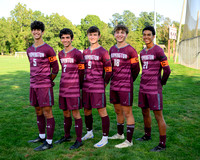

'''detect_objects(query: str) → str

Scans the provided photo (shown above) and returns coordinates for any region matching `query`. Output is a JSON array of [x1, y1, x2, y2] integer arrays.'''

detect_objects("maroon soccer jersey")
[[59, 48, 84, 97], [82, 46, 112, 93], [109, 44, 139, 92], [27, 43, 59, 88], [139, 45, 170, 94]]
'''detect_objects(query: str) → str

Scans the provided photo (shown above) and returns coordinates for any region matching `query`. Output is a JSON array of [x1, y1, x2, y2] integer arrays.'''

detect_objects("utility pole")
[[154, 0, 156, 44], [175, 0, 186, 63]]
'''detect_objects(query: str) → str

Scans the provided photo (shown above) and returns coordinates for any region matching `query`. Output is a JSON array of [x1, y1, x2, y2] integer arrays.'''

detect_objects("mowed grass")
[[0, 56, 199, 160]]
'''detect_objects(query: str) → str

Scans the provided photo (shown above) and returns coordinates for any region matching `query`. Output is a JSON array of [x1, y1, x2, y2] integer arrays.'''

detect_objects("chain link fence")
[[178, 36, 200, 69], [178, 0, 200, 69]]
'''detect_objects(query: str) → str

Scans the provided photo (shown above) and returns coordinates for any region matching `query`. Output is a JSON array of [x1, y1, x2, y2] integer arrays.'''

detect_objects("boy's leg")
[[69, 110, 83, 150], [115, 106, 134, 148], [109, 104, 125, 139], [82, 108, 94, 141], [54, 110, 72, 144], [94, 107, 109, 148], [152, 110, 166, 150], [34, 106, 54, 151]]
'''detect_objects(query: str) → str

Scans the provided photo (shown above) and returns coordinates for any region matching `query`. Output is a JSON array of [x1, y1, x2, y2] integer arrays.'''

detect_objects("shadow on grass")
[[0, 69, 200, 160]]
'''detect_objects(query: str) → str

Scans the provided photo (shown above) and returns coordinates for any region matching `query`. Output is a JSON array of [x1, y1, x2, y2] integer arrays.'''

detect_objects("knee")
[[84, 109, 92, 116], [72, 110, 81, 119], [142, 109, 150, 118], [43, 107, 53, 119], [115, 108, 123, 116], [35, 107, 43, 116], [155, 114, 165, 123], [123, 110, 133, 119], [63, 110, 71, 117], [98, 108, 108, 117]]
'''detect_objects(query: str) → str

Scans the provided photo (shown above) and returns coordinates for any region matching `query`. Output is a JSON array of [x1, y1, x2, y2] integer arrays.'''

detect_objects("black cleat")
[[150, 144, 166, 152], [69, 140, 83, 150], [34, 141, 53, 151], [54, 136, 72, 144], [136, 135, 152, 141], [28, 137, 46, 143]]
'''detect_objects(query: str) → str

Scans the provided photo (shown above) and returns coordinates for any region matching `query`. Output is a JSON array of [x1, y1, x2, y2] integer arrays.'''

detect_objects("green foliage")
[[0, 3, 183, 55]]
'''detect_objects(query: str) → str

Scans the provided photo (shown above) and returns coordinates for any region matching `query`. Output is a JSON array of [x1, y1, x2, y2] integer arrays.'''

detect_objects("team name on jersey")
[[111, 53, 127, 59], [141, 55, 154, 60], [29, 52, 44, 57], [60, 58, 74, 63], [84, 55, 99, 60]]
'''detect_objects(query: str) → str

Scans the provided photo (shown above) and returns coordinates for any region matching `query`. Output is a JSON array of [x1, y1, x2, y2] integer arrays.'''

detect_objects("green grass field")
[[0, 56, 199, 160]]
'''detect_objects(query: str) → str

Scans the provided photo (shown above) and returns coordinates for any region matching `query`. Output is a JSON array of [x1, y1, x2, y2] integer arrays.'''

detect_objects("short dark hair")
[[59, 28, 74, 39], [142, 26, 155, 35], [87, 26, 100, 35], [114, 24, 129, 34], [31, 21, 45, 32]]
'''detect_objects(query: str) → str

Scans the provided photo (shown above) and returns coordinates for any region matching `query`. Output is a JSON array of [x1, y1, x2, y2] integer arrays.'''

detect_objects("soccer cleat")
[[115, 140, 133, 148], [69, 140, 83, 150], [28, 137, 46, 143], [34, 141, 53, 151], [54, 136, 72, 144], [94, 137, 108, 148], [150, 144, 166, 152], [81, 131, 94, 141], [108, 133, 125, 140], [136, 135, 151, 141]]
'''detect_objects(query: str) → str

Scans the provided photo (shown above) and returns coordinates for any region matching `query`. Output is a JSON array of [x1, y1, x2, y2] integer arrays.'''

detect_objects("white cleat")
[[108, 133, 125, 140], [94, 137, 108, 148], [115, 140, 133, 148], [81, 131, 94, 141]]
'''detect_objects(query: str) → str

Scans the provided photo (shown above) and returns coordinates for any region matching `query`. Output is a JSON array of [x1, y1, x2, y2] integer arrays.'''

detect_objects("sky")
[[0, 0, 186, 25]]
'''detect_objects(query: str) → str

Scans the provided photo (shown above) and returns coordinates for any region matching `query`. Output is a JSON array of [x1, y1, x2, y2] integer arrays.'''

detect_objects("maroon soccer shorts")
[[30, 87, 54, 107], [59, 96, 82, 110], [110, 90, 133, 106], [138, 91, 163, 110], [82, 90, 106, 109]]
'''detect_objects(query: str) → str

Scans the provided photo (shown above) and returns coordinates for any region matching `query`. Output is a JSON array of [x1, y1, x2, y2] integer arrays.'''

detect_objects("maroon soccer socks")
[[127, 124, 135, 142], [101, 116, 110, 136], [75, 118, 83, 142], [85, 114, 93, 131], [117, 123, 124, 135], [46, 118, 55, 140], [37, 115, 46, 134], [64, 116, 72, 138]]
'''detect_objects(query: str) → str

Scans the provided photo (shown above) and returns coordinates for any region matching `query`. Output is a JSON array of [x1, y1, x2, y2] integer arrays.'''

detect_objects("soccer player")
[[108, 24, 140, 148], [81, 26, 112, 148], [27, 21, 59, 151], [54, 28, 84, 150], [136, 26, 171, 152]]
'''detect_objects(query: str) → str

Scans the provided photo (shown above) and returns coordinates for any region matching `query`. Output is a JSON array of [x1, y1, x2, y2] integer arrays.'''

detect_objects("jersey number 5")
[[33, 58, 37, 66], [88, 61, 92, 69]]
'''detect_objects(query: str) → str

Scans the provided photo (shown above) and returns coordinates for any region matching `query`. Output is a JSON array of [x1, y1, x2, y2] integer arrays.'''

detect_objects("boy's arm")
[[103, 50, 112, 87], [130, 49, 140, 82], [160, 60, 171, 85], [158, 49, 171, 85]]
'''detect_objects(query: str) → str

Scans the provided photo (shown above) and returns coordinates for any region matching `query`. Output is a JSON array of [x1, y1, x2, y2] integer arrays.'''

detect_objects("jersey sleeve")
[[157, 48, 171, 85], [47, 47, 59, 75], [76, 51, 85, 89], [102, 50, 112, 84], [130, 47, 140, 82]]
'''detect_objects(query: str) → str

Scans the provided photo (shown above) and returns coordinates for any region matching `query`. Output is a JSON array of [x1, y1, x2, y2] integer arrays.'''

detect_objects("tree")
[[80, 15, 114, 49], [10, 3, 33, 53], [0, 18, 11, 54]]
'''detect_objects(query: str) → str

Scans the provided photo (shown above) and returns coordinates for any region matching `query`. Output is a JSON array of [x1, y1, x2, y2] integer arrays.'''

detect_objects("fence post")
[[197, 37, 199, 69]]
